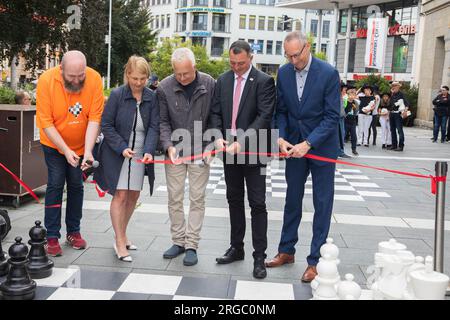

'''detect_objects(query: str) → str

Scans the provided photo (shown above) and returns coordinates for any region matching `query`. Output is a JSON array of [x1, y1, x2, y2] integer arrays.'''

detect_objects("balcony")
[[192, 23, 208, 30], [193, 0, 208, 6], [177, 0, 187, 8], [176, 24, 187, 32], [213, 0, 231, 8], [212, 24, 229, 32]]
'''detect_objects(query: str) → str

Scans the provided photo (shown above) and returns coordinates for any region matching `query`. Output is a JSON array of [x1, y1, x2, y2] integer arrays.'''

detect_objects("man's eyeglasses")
[[284, 44, 307, 60]]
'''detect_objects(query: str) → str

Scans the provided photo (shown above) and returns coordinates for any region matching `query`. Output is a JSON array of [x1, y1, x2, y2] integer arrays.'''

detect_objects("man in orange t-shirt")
[[36, 50, 104, 257]]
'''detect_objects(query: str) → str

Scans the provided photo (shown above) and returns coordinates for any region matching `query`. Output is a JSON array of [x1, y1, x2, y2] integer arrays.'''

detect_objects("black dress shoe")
[[216, 247, 244, 264], [253, 257, 267, 279]]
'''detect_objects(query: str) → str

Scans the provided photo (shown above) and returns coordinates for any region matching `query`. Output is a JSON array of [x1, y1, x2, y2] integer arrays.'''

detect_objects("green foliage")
[[306, 33, 327, 61], [95, 0, 156, 86], [314, 51, 327, 61], [148, 37, 229, 81], [355, 74, 391, 94], [0, 86, 16, 104], [103, 87, 113, 97], [0, 0, 72, 72], [66, 0, 109, 71]]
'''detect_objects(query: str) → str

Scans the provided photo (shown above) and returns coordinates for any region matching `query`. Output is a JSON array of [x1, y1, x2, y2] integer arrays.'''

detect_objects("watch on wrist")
[[305, 140, 312, 148]]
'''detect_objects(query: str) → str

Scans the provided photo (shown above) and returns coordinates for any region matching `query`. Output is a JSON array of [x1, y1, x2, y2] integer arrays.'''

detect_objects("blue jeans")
[[389, 113, 404, 148], [433, 114, 447, 142], [42, 145, 84, 239]]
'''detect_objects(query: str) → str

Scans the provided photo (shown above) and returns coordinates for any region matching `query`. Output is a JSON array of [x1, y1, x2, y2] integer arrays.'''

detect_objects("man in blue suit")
[[265, 32, 340, 283]]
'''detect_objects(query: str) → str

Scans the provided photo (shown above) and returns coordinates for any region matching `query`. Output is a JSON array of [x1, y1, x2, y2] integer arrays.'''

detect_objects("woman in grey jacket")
[[94, 56, 159, 261]]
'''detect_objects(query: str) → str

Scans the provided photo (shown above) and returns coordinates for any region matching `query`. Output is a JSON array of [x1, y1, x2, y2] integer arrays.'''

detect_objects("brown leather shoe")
[[265, 253, 295, 267], [301, 265, 317, 283]]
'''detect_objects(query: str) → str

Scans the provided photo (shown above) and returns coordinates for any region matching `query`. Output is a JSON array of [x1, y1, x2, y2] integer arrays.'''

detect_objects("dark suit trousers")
[[278, 157, 335, 266], [224, 161, 268, 259]]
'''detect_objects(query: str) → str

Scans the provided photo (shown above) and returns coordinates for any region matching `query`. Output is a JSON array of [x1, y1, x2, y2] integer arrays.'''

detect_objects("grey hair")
[[284, 31, 308, 45], [171, 47, 196, 67]]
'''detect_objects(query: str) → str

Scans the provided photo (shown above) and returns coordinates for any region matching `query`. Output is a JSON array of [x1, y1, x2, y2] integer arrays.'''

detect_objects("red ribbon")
[[138, 150, 447, 195], [82, 172, 109, 198], [0, 161, 40, 203]]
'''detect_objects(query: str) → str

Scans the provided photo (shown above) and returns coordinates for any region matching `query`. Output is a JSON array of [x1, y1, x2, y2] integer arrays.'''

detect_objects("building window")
[[240, 0, 247, 3], [211, 37, 226, 56], [277, 17, 283, 31], [256, 39, 264, 54], [177, 0, 187, 7], [249, 0, 256, 4], [155, 15, 159, 28], [266, 40, 273, 55], [157, 0, 160, 4], [392, 35, 409, 73], [161, 15, 165, 28], [258, 16, 265, 30], [350, 8, 359, 31], [213, 0, 229, 8], [348, 38, 356, 73], [167, 14, 170, 28], [177, 13, 186, 32], [152, 0, 155, 5], [193, 13, 208, 30], [192, 37, 207, 46], [249, 15, 256, 30], [321, 43, 327, 54], [268, 0, 275, 5], [213, 13, 227, 32], [258, 0, 266, 4], [275, 41, 282, 55], [239, 15, 246, 29], [295, 20, 301, 31], [259, 64, 278, 76], [339, 9, 348, 33], [322, 20, 330, 38], [193, 0, 208, 6], [268, 16, 274, 31], [163, 0, 166, 4], [310, 19, 318, 37]]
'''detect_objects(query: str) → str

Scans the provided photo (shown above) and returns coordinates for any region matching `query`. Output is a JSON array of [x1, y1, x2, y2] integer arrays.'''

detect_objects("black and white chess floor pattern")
[[155, 160, 391, 202], [1, 267, 318, 300]]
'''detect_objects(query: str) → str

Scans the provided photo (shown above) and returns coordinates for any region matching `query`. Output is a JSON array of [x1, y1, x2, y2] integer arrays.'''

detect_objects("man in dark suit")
[[265, 32, 340, 283], [209, 40, 276, 279]]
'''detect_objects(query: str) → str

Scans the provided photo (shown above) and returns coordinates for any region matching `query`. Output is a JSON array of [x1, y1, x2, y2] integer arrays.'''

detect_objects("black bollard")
[[27, 221, 54, 279], [0, 237, 36, 300], [0, 216, 9, 277]]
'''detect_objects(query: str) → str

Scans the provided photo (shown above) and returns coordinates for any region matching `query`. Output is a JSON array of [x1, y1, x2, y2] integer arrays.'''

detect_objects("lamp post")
[[107, 0, 112, 89]]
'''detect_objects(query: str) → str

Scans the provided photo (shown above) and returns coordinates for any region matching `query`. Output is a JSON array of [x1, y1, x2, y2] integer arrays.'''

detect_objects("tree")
[[149, 37, 229, 80], [0, 0, 72, 87], [306, 32, 327, 61], [95, 0, 156, 86], [66, 0, 109, 71]]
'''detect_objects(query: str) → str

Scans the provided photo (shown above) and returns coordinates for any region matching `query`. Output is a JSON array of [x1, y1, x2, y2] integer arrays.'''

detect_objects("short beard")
[[63, 74, 85, 93]]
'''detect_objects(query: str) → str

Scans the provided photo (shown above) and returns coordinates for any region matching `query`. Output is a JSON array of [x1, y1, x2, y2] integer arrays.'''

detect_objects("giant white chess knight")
[[311, 238, 449, 300]]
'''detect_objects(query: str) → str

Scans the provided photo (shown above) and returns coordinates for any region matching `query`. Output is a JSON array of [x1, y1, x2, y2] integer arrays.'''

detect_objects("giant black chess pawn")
[[0, 216, 9, 277], [27, 221, 53, 279], [0, 237, 36, 300]]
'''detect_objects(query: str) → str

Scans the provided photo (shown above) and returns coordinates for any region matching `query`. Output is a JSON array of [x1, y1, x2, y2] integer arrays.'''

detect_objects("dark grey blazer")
[[94, 85, 159, 195]]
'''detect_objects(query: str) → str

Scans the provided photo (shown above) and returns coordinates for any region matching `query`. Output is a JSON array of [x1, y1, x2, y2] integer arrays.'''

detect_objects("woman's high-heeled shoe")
[[113, 243, 132, 262], [126, 244, 138, 251]]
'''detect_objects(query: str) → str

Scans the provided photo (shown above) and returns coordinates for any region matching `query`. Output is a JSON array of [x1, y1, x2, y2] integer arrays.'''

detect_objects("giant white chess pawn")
[[312, 253, 340, 300], [312, 238, 341, 294]]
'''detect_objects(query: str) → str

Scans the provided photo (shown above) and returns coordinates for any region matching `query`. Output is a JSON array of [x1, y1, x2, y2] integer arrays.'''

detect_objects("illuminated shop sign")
[[356, 24, 416, 38], [185, 31, 212, 37]]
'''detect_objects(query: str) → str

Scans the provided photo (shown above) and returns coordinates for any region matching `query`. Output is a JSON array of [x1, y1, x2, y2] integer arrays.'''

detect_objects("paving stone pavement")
[[1, 126, 450, 300]]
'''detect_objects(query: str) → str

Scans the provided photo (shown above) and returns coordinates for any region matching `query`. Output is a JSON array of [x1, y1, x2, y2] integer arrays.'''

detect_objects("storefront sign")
[[357, 23, 416, 38], [365, 17, 388, 70], [178, 7, 225, 13], [352, 74, 393, 81], [185, 31, 212, 37]]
